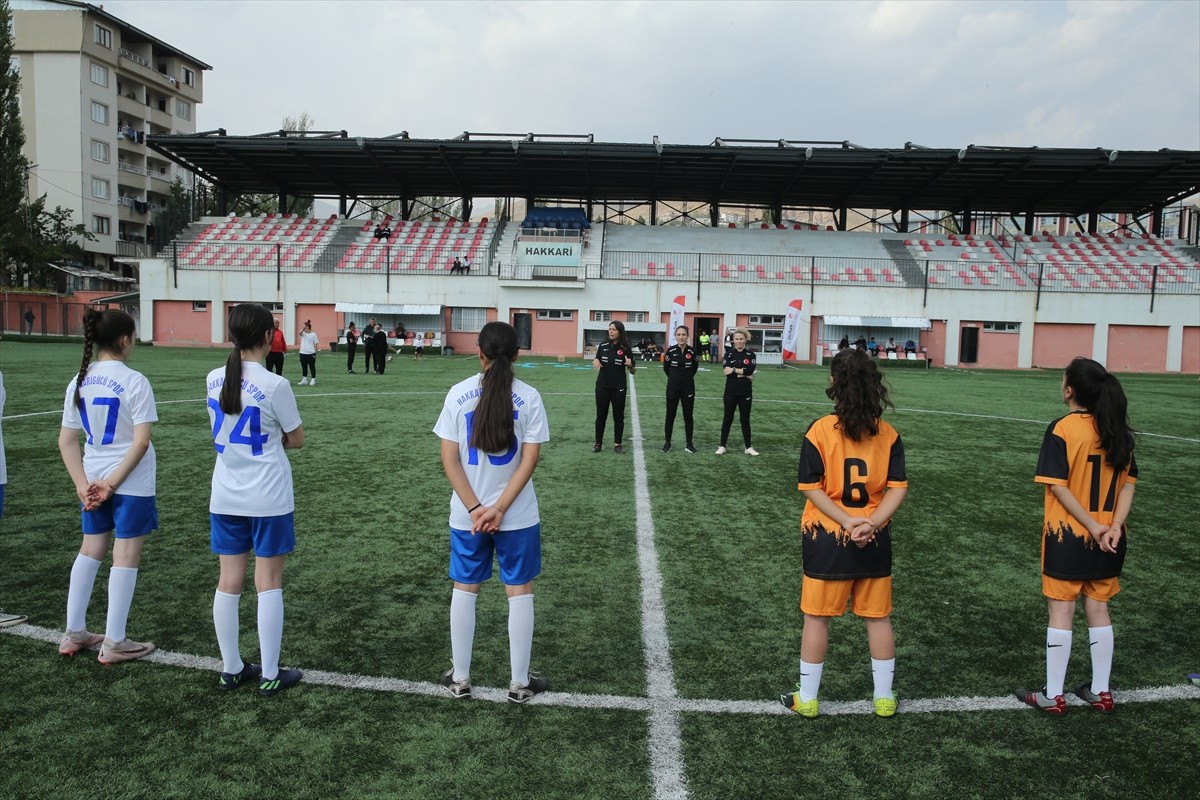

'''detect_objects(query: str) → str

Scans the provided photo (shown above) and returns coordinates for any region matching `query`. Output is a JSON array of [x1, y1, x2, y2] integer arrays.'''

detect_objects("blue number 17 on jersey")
[[208, 398, 269, 455]]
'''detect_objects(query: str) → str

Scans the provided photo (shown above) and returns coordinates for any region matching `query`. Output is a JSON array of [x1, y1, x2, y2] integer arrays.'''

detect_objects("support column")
[[898, 208, 909, 233], [836, 207, 847, 231], [1151, 206, 1164, 237], [338, 195, 347, 216], [1087, 210, 1099, 234], [1024, 211, 1035, 235], [278, 193, 288, 214], [710, 203, 720, 227]]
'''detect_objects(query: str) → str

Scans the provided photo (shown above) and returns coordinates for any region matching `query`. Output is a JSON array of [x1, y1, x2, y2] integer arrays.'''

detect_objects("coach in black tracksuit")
[[662, 325, 699, 453], [593, 321, 636, 453], [718, 327, 757, 455]]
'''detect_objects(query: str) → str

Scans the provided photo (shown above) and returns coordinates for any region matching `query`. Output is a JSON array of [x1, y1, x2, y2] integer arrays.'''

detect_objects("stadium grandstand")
[[134, 132, 1199, 373]]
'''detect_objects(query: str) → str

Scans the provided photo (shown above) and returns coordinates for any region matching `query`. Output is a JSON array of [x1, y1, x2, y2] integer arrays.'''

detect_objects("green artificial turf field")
[[1, 341, 1197, 800]]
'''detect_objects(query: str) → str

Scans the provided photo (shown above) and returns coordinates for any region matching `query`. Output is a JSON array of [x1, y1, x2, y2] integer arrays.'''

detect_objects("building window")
[[192, 301, 208, 312], [91, 139, 110, 163], [90, 62, 108, 87], [748, 314, 785, 325], [183, 68, 195, 87], [175, 99, 191, 120], [90, 101, 108, 125], [591, 310, 612, 322], [451, 307, 486, 332], [982, 321, 1020, 332], [91, 178, 110, 199], [536, 310, 573, 320], [92, 215, 111, 235], [9, 55, 19, 75], [95, 24, 112, 49], [627, 311, 647, 323]]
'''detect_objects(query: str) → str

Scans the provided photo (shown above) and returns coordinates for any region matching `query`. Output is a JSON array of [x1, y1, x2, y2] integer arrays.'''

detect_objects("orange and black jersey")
[[1035, 411, 1138, 581], [723, 348, 756, 396], [663, 344, 698, 388], [595, 341, 634, 388], [797, 414, 907, 580]]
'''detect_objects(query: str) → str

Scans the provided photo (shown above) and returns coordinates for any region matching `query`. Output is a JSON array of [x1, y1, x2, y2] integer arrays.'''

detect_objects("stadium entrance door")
[[513, 312, 533, 350]]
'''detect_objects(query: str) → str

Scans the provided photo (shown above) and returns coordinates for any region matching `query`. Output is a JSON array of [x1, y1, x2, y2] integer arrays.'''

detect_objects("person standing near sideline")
[[362, 319, 378, 375], [698, 330, 711, 363], [592, 321, 636, 454], [57, 309, 158, 664], [372, 324, 389, 374], [207, 303, 306, 696], [1015, 357, 1138, 715], [716, 327, 758, 456], [0, 371, 29, 629], [781, 347, 908, 718], [266, 318, 286, 376], [297, 320, 319, 386], [23, 308, 35, 335], [662, 325, 699, 453], [345, 322, 359, 374], [434, 321, 550, 704]]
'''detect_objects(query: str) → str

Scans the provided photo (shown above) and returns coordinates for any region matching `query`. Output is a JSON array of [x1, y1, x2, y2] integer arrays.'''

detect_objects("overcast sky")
[[104, 0, 1198, 152]]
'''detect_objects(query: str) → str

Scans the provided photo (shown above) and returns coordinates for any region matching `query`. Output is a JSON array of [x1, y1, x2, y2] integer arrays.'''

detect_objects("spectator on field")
[[854, 335, 867, 352], [23, 309, 35, 335], [885, 338, 897, 355], [266, 318, 287, 375], [904, 339, 917, 355], [867, 338, 879, 357], [362, 319, 378, 375], [372, 325, 389, 374], [345, 322, 359, 374], [297, 320, 319, 386], [837, 335, 850, 351]]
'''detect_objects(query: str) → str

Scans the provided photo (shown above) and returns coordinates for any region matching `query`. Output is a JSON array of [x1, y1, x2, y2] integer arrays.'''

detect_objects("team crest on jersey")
[[685, 353, 692, 360], [617, 349, 624, 356], [743, 358, 750, 365]]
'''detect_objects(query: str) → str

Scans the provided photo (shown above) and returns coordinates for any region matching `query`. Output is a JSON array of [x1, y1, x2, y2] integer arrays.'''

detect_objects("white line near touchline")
[[5, 623, 1195, 714]]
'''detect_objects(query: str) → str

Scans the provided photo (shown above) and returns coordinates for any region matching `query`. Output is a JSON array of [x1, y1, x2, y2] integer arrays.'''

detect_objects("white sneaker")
[[715, 446, 727, 455], [745, 447, 759, 456], [298, 377, 308, 385], [308, 378, 316, 386]]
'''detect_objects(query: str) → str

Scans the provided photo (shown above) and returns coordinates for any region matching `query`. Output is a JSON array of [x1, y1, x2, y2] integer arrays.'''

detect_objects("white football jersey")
[[434, 373, 549, 530], [207, 361, 302, 516], [61, 360, 158, 496]]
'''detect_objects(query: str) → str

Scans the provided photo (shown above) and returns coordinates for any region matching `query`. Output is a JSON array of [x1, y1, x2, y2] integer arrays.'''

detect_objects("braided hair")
[[74, 309, 136, 406]]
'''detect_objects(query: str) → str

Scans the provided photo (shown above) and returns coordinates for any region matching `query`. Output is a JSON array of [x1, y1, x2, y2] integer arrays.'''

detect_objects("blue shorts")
[[449, 523, 541, 585], [210, 512, 295, 558], [82, 494, 158, 538]]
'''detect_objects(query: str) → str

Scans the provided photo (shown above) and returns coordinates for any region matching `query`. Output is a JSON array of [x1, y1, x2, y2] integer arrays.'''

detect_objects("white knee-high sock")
[[508, 593, 535, 685], [450, 589, 477, 682], [213, 590, 242, 675], [257, 589, 284, 681], [799, 660, 823, 702], [66, 554, 102, 632], [104, 566, 138, 643], [1045, 627, 1073, 698], [1088, 625, 1114, 694], [871, 657, 896, 700]]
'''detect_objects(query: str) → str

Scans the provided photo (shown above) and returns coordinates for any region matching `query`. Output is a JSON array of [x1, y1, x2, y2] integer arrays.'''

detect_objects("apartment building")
[[10, 0, 208, 270]]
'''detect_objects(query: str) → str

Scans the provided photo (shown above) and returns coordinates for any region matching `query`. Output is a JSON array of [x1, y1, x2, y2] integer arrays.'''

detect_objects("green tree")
[[0, 0, 30, 260]]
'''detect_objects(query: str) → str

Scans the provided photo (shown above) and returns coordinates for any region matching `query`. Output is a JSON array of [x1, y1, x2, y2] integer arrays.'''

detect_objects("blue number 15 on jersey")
[[464, 409, 519, 466], [208, 398, 269, 455]]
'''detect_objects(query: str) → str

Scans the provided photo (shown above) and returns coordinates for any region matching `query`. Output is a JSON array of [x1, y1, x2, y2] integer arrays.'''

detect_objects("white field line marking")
[[5, 391, 1196, 443], [628, 376, 690, 800], [5, 623, 1196, 714]]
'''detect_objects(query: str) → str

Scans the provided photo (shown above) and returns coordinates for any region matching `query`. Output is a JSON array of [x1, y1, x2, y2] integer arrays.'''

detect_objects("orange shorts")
[[800, 575, 892, 618], [1042, 575, 1120, 602]]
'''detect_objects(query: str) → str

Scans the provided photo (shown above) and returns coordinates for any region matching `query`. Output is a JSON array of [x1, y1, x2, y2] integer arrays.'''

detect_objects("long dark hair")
[[826, 348, 893, 442], [610, 320, 633, 355], [471, 321, 520, 454], [1064, 357, 1135, 472], [220, 304, 275, 414], [75, 309, 136, 406]]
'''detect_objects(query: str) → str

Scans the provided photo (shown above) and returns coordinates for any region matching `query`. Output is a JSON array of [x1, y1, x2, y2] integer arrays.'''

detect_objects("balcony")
[[117, 160, 147, 176]]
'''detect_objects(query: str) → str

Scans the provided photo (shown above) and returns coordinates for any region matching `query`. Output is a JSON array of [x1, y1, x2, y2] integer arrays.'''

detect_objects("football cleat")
[[1073, 682, 1114, 713], [1015, 687, 1068, 715], [780, 687, 818, 718]]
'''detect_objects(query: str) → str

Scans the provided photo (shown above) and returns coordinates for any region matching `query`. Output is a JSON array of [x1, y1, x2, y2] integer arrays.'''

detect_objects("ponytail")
[[471, 321, 519, 454], [74, 309, 100, 407], [1064, 357, 1135, 472], [221, 304, 275, 415], [74, 308, 136, 406], [826, 348, 893, 442]]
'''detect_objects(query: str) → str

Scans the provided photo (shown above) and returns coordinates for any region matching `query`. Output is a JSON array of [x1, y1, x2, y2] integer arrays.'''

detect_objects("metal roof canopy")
[[146, 131, 1200, 218]]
